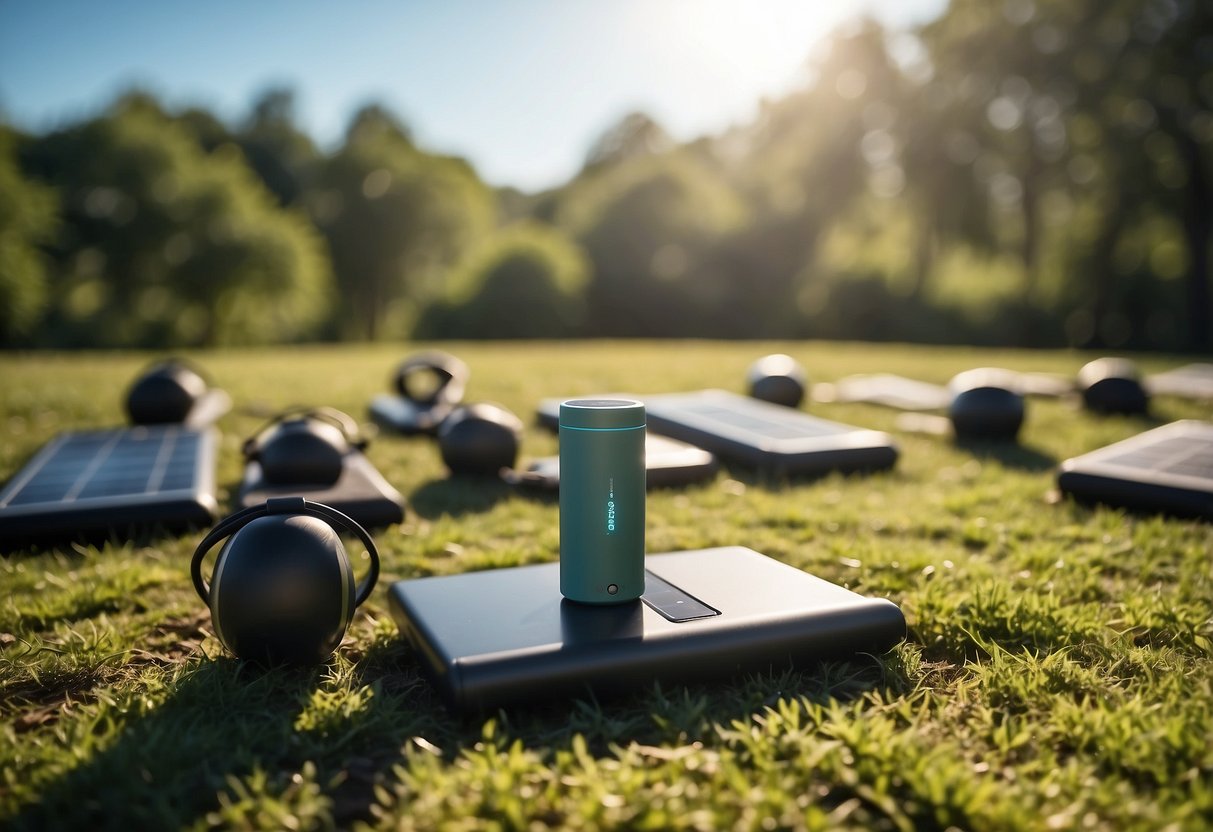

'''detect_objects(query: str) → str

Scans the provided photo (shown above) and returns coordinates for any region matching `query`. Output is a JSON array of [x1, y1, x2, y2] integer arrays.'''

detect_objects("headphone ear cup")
[[126, 360, 208, 424], [252, 418, 350, 485]]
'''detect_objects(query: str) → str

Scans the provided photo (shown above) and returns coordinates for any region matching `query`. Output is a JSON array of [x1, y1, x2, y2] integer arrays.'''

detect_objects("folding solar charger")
[[1057, 420, 1213, 519], [0, 425, 219, 546], [389, 546, 906, 711]]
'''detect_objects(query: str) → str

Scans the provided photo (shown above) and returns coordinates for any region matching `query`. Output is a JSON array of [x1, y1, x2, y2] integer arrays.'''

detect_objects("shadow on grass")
[[9, 636, 912, 829], [408, 475, 518, 518], [954, 438, 1056, 471]]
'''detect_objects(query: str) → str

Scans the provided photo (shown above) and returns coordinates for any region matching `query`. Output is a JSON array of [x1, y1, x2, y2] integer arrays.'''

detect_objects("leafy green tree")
[[312, 105, 494, 340], [21, 94, 332, 347], [237, 88, 319, 208], [0, 128, 58, 344], [559, 151, 745, 336], [582, 111, 674, 173], [415, 221, 589, 338]]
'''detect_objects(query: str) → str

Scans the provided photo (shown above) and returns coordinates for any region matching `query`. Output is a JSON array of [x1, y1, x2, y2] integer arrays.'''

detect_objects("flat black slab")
[[1057, 420, 1213, 519], [0, 425, 219, 547], [239, 452, 406, 529], [389, 546, 906, 711]]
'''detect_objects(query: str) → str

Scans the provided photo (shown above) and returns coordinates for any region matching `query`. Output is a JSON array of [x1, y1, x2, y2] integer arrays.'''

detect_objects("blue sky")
[[0, 0, 944, 191]]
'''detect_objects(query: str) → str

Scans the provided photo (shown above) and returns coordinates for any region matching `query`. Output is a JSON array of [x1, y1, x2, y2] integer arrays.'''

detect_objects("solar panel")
[[1057, 420, 1213, 519], [643, 390, 898, 475], [0, 426, 219, 545]]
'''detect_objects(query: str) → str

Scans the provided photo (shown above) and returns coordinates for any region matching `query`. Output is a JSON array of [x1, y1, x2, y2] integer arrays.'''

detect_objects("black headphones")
[[394, 351, 469, 411], [125, 357, 211, 425], [242, 407, 369, 486], [191, 497, 380, 665]]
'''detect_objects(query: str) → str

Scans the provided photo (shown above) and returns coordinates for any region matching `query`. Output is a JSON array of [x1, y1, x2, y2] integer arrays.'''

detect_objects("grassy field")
[[1, 341, 1210, 831]]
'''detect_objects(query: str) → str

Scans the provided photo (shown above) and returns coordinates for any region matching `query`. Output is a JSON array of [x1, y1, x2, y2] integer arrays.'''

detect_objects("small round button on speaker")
[[607, 584, 619, 595]]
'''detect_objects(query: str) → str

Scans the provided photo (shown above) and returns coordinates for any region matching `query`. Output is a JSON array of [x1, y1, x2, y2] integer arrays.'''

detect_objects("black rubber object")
[[947, 368, 1026, 441], [1078, 357, 1149, 415], [438, 402, 524, 475], [191, 497, 380, 665], [746, 354, 807, 408], [125, 359, 210, 425], [242, 407, 366, 486]]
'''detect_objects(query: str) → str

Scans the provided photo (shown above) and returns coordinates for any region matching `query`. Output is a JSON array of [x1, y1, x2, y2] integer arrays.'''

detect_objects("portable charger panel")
[[0, 425, 219, 546], [389, 546, 906, 710]]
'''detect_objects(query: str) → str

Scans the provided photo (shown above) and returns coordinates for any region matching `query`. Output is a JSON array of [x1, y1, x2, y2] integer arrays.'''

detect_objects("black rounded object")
[[947, 368, 1026, 441], [1077, 357, 1149, 415], [192, 499, 380, 666], [746, 354, 807, 408], [438, 402, 523, 475], [243, 408, 364, 486], [394, 350, 469, 408], [125, 360, 208, 424]]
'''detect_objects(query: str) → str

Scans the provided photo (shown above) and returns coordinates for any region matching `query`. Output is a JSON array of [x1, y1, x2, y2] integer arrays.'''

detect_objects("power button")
[[607, 584, 619, 595]]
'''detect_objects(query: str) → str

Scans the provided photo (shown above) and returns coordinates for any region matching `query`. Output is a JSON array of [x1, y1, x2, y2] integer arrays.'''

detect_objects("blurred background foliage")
[[1, 0, 1210, 350]]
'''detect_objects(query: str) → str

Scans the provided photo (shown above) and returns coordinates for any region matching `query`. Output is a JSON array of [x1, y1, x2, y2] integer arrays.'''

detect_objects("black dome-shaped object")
[[191, 499, 380, 666], [438, 403, 523, 475], [243, 408, 364, 486], [1077, 357, 1149, 415], [947, 368, 1026, 441], [125, 360, 209, 424], [746, 354, 807, 408]]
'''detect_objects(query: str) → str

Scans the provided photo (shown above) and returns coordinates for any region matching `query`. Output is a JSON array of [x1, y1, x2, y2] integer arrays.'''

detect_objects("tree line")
[[2, 0, 1209, 351]]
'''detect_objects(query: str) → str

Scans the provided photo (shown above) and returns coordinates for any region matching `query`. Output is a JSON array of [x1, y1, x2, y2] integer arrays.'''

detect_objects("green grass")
[[1, 341, 1211, 831]]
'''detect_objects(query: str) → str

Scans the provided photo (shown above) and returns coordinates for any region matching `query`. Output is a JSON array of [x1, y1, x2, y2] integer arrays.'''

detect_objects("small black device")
[[125, 358, 231, 428], [1077, 357, 1149, 415], [438, 402, 524, 476], [1056, 420, 1213, 519], [369, 351, 470, 435], [191, 497, 380, 665], [746, 354, 807, 408], [238, 407, 405, 529], [242, 406, 368, 486], [946, 368, 1026, 441], [0, 425, 219, 547], [510, 434, 717, 490], [388, 546, 906, 711]]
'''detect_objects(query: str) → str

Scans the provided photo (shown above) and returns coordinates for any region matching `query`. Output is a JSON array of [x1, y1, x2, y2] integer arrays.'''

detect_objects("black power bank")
[[388, 546, 906, 711]]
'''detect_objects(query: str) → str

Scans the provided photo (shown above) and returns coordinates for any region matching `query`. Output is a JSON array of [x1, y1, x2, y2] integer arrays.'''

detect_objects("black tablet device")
[[389, 546, 906, 711], [239, 452, 406, 529], [538, 391, 896, 476], [1056, 420, 1213, 519], [0, 425, 219, 546], [509, 434, 718, 490], [643, 390, 898, 476]]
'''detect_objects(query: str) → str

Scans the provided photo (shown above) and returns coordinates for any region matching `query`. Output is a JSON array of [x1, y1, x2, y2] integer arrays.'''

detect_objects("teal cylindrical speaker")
[[559, 398, 646, 604]]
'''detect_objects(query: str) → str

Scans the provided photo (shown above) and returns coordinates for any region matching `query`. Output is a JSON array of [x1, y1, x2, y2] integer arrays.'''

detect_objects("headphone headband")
[[393, 351, 469, 406], [191, 497, 380, 609], [240, 406, 369, 459]]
